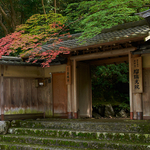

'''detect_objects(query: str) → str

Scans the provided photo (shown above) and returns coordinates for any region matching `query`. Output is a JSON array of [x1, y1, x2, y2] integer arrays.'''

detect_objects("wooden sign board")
[[66, 66, 71, 85], [132, 57, 143, 93]]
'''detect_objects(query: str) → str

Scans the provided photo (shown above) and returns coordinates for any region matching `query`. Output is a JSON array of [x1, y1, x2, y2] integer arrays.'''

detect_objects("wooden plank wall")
[[1, 77, 52, 116], [4, 66, 44, 78]]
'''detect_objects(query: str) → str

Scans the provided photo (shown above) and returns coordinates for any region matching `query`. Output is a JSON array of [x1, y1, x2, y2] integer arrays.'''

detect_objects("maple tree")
[[0, 12, 70, 67]]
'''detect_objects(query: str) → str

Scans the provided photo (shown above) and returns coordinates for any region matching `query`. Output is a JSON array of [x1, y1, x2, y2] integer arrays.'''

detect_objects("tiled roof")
[[132, 40, 150, 55], [0, 56, 66, 66], [41, 20, 150, 52], [0, 56, 41, 66]]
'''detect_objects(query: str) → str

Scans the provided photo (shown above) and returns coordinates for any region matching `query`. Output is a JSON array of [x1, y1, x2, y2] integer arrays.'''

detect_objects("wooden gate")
[[52, 73, 67, 115]]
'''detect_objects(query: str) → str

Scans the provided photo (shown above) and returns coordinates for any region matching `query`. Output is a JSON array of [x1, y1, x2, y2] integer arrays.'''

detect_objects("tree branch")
[[0, 5, 11, 26], [0, 0, 10, 13], [0, 20, 8, 35]]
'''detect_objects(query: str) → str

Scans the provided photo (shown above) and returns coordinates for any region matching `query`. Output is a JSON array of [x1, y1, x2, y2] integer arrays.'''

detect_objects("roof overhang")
[[136, 9, 150, 27]]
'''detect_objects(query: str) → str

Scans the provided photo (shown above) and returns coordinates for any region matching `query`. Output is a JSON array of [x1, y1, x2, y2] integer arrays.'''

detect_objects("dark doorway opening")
[[91, 63, 129, 118]]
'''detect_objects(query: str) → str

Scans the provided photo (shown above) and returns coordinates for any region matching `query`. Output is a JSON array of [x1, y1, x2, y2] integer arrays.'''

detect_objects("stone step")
[[8, 127, 150, 143], [11, 119, 150, 133], [0, 142, 83, 150], [1, 134, 150, 150]]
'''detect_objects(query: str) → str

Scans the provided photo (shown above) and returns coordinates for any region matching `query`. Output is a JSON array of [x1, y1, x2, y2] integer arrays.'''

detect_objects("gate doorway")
[[75, 55, 130, 118]]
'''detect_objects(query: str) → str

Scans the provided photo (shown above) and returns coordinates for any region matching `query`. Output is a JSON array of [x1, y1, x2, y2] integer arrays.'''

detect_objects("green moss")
[[50, 140, 56, 145], [83, 142, 88, 147], [5, 108, 43, 115], [45, 110, 53, 116]]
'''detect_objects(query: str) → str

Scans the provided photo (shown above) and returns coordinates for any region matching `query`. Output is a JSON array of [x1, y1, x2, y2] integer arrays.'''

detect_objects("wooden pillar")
[[129, 52, 133, 119], [49, 72, 54, 117], [89, 66, 92, 118], [132, 54, 143, 120], [135, 93, 143, 120], [66, 58, 72, 119], [72, 59, 78, 119], [1, 65, 4, 121], [67, 85, 72, 118]]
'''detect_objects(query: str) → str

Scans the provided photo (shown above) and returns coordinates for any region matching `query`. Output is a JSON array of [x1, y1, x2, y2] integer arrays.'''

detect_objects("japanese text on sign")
[[66, 66, 71, 85], [132, 57, 143, 93]]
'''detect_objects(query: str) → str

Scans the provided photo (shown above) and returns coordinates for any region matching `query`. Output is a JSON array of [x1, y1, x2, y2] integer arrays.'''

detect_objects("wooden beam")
[[1, 65, 4, 120], [70, 37, 145, 51], [71, 47, 136, 61], [4, 113, 44, 120], [89, 56, 128, 66]]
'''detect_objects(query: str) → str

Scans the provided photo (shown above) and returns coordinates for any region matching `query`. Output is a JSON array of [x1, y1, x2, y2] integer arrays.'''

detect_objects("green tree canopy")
[[16, 12, 67, 35], [65, 0, 150, 38]]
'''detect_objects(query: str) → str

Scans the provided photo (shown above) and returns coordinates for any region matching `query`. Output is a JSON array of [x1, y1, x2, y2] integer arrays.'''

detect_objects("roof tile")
[[43, 24, 150, 52]]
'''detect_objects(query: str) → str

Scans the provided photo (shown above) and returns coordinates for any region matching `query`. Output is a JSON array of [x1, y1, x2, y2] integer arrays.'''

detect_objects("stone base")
[[67, 112, 72, 119], [130, 112, 133, 120], [136, 112, 143, 120], [72, 112, 78, 119], [0, 121, 10, 134], [1, 114, 4, 121]]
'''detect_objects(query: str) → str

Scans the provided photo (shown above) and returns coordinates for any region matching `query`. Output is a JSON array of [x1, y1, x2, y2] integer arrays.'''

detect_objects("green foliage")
[[91, 63, 129, 110], [46, 0, 88, 14], [16, 12, 67, 35], [65, 0, 150, 38], [0, 0, 52, 37]]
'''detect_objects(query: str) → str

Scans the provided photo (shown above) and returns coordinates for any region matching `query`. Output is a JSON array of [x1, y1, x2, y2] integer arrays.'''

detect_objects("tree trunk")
[[41, 0, 46, 14], [9, 0, 16, 31], [54, 0, 56, 13], [0, 13, 8, 35]]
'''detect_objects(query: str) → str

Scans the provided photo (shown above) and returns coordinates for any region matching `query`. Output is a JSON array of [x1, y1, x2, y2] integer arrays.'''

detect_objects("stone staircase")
[[0, 119, 150, 149]]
